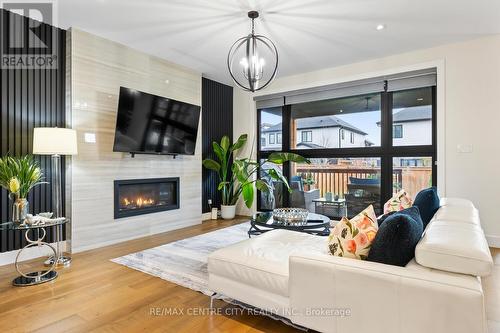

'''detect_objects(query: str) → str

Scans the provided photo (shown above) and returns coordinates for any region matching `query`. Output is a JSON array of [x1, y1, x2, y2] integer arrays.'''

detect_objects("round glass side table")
[[0, 218, 68, 287]]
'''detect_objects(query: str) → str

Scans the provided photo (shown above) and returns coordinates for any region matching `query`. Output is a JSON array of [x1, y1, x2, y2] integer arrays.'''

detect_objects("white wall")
[[233, 88, 257, 216], [297, 127, 340, 148], [338, 129, 366, 148], [393, 121, 432, 146], [69, 29, 202, 252], [234, 34, 500, 247]]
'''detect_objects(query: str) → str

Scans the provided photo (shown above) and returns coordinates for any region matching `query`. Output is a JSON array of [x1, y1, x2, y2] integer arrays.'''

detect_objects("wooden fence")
[[295, 166, 431, 199]]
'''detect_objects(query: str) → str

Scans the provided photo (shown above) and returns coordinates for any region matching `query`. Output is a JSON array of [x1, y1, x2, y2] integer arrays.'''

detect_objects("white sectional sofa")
[[208, 198, 493, 333]]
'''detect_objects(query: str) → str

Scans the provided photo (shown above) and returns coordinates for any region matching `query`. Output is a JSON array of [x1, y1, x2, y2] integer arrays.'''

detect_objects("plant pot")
[[221, 205, 236, 220], [12, 198, 29, 223]]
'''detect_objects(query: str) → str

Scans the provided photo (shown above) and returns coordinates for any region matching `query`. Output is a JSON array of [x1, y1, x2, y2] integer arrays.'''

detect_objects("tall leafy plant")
[[0, 155, 46, 199], [203, 134, 310, 208]]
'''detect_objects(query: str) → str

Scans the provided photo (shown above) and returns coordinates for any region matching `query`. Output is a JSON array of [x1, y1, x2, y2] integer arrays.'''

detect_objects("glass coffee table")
[[0, 218, 68, 286], [248, 212, 331, 237]]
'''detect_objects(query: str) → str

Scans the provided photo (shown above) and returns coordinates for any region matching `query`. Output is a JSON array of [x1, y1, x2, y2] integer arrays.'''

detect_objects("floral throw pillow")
[[328, 205, 378, 260], [384, 190, 413, 214]]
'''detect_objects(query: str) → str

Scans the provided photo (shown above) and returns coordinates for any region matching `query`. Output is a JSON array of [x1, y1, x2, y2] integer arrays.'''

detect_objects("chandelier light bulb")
[[240, 57, 249, 68]]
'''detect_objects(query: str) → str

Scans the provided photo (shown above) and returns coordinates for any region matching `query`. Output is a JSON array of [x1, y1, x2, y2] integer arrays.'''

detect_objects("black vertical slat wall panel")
[[0, 9, 66, 252], [201, 78, 233, 213]]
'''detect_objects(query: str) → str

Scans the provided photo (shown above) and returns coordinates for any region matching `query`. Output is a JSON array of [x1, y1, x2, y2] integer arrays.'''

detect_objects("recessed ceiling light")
[[164, 79, 170, 84], [376, 24, 386, 31]]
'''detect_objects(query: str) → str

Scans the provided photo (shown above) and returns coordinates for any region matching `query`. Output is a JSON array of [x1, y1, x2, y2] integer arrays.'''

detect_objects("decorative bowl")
[[272, 208, 309, 226]]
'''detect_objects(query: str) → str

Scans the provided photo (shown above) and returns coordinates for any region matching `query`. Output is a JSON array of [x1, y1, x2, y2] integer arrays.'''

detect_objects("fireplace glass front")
[[114, 178, 179, 219]]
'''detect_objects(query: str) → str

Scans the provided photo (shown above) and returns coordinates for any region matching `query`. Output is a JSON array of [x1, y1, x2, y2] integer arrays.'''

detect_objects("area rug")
[[111, 222, 249, 295]]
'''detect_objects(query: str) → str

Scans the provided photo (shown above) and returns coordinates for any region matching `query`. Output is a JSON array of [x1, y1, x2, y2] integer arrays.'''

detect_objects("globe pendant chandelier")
[[227, 11, 278, 92]]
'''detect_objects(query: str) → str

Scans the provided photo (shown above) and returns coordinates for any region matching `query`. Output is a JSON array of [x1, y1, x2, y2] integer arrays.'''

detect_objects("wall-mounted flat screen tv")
[[113, 87, 201, 156]]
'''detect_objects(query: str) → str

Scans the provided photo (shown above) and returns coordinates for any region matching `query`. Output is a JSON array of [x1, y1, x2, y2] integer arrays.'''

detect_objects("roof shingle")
[[392, 106, 432, 122]]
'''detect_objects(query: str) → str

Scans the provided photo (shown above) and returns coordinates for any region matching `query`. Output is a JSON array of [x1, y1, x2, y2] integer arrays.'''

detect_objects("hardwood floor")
[[0, 218, 299, 333], [0, 219, 498, 333]]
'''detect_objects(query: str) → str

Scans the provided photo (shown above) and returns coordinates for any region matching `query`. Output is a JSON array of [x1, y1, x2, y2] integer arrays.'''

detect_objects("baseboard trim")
[[486, 235, 500, 249], [0, 241, 68, 267]]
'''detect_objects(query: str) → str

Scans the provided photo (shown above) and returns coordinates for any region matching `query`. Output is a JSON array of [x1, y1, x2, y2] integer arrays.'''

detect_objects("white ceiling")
[[58, 0, 500, 85]]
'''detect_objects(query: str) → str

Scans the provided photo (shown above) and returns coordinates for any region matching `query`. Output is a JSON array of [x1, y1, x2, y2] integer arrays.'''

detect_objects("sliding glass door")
[[257, 85, 436, 218]]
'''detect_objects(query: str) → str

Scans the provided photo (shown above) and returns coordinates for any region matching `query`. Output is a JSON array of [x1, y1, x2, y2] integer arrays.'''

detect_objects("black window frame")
[[269, 133, 276, 144], [256, 86, 437, 213], [301, 130, 312, 143], [393, 124, 403, 138]]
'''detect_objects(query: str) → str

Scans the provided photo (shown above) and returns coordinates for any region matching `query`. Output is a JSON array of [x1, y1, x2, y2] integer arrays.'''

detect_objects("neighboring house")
[[391, 106, 432, 146], [386, 105, 433, 167], [260, 123, 283, 150], [261, 106, 432, 152], [261, 116, 371, 150], [295, 116, 369, 149]]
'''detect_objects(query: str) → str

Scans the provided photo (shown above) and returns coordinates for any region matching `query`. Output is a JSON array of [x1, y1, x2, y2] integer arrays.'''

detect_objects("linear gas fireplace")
[[114, 178, 180, 219]]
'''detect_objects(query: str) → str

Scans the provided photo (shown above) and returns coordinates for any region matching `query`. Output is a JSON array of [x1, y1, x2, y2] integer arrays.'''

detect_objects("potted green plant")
[[0, 155, 46, 223], [303, 172, 316, 191], [203, 134, 309, 219]]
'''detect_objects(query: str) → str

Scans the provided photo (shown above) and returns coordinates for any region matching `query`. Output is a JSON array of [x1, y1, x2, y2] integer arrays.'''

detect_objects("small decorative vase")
[[12, 198, 29, 223], [220, 205, 236, 220]]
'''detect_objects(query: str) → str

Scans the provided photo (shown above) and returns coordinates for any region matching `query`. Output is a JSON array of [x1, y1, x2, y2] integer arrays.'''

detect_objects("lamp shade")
[[33, 127, 78, 155]]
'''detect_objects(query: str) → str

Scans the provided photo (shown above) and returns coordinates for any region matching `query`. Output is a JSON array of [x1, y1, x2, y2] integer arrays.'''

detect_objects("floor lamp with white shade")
[[33, 127, 77, 266]]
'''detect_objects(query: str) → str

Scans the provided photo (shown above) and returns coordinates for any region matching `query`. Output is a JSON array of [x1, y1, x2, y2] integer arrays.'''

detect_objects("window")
[[257, 84, 436, 216], [393, 124, 403, 138], [277, 133, 282, 144], [393, 157, 433, 200], [259, 107, 282, 151], [292, 158, 381, 219], [291, 93, 381, 150], [392, 87, 432, 146], [301, 131, 312, 143], [260, 159, 284, 210]]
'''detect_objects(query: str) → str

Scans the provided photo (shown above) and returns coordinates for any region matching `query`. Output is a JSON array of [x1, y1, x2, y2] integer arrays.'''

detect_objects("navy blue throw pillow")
[[413, 187, 440, 228], [377, 211, 397, 227], [368, 206, 424, 267]]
